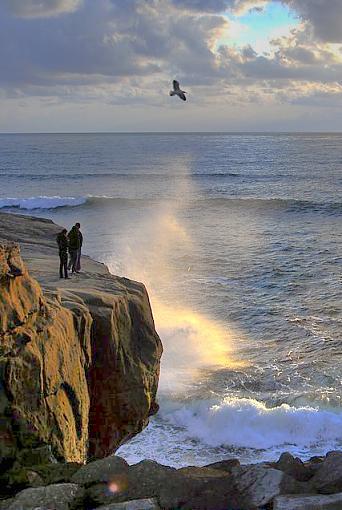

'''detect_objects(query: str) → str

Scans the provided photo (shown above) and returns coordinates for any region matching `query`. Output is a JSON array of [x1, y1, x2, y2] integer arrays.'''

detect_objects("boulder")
[[273, 492, 342, 510], [274, 452, 312, 482], [5, 483, 84, 510], [30, 462, 82, 485], [71, 455, 128, 486], [86, 460, 248, 510], [311, 451, 342, 494], [17, 446, 58, 467], [203, 459, 240, 472], [160, 466, 248, 510], [85, 460, 178, 507], [96, 499, 160, 510], [230, 464, 308, 508]]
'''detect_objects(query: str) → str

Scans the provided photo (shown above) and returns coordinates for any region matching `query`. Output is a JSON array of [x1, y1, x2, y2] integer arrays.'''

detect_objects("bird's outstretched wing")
[[173, 80, 180, 91], [179, 92, 186, 101]]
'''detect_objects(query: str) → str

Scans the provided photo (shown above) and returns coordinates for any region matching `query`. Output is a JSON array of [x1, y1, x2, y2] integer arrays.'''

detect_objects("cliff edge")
[[0, 212, 162, 468]]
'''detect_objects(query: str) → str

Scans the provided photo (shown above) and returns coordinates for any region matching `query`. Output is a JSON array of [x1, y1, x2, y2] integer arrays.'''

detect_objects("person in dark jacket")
[[56, 228, 69, 279], [75, 222, 83, 272], [67, 225, 79, 273]]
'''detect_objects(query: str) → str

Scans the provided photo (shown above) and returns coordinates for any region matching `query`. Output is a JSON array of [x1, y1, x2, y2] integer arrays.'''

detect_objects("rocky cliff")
[[0, 213, 162, 469]]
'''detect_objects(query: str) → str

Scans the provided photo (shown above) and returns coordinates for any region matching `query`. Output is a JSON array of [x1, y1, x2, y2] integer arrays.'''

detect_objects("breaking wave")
[[160, 396, 342, 451], [0, 196, 87, 210], [0, 195, 341, 215]]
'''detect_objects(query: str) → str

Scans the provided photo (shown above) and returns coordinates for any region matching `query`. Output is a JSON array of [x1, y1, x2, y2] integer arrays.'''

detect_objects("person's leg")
[[71, 250, 77, 273], [62, 252, 68, 278], [59, 253, 63, 278], [76, 248, 81, 272]]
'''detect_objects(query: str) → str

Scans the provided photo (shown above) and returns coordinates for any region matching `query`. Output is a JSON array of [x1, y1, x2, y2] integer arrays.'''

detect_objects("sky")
[[1, 0, 342, 132]]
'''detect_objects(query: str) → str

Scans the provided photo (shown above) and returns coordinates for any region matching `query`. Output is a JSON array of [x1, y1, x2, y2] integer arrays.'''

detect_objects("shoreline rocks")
[[1, 450, 342, 509]]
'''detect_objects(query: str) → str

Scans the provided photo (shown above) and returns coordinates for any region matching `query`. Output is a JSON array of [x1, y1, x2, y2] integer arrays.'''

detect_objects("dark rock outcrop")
[[1, 450, 342, 509], [0, 213, 162, 468]]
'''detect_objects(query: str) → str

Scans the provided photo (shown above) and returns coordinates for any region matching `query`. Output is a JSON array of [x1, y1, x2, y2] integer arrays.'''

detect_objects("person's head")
[[61, 228, 67, 235], [75, 222, 81, 229]]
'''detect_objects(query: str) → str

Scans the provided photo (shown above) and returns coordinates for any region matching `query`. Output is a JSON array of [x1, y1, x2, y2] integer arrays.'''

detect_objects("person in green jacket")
[[67, 225, 80, 273]]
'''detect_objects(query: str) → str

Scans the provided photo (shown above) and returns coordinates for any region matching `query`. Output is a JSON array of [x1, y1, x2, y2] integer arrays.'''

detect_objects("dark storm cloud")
[[0, 0, 225, 92], [283, 0, 342, 43], [0, 0, 161, 88], [1, 0, 342, 108]]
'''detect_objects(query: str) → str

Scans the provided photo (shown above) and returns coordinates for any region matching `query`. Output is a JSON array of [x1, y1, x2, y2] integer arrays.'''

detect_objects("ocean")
[[0, 132, 341, 467]]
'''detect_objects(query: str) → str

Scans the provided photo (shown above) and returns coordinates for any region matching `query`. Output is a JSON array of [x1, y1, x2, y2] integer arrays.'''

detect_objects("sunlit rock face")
[[0, 224, 162, 468], [0, 242, 91, 466]]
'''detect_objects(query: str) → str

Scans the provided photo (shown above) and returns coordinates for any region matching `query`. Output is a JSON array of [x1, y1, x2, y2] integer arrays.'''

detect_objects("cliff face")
[[0, 215, 162, 468]]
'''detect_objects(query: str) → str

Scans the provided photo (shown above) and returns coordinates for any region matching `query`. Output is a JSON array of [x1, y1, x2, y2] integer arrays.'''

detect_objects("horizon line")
[[1, 130, 342, 135]]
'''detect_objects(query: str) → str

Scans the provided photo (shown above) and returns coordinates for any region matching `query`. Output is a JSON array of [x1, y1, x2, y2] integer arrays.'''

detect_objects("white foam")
[[0, 196, 87, 210], [160, 396, 342, 450]]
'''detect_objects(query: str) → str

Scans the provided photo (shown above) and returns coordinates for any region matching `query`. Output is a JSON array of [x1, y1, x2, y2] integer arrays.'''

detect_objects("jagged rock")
[[204, 458, 240, 472], [0, 242, 93, 466], [0, 465, 44, 497], [311, 451, 342, 494], [229, 464, 308, 508], [96, 499, 160, 510], [86, 460, 248, 510], [30, 462, 82, 485], [85, 460, 179, 507], [17, 446, 57, 467], [71, 455, 128, 486], [273, 452, 312, 482], [273, 492, 342, 509], [4, 483, 84, 510], [159, 466, 248, 510], [0, 498, 14, 509], [0, 212, 162, 466]]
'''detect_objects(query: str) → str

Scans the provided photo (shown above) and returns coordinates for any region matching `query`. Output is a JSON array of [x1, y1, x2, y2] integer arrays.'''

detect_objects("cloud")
[[170, 0, 268, 14], [1, 0, 342, 132], [283, 0, 342, 43], [3, 0, 83, 18]]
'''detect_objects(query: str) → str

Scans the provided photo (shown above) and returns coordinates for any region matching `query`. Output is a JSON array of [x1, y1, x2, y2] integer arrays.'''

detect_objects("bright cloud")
[[0, 0, 342, 131]]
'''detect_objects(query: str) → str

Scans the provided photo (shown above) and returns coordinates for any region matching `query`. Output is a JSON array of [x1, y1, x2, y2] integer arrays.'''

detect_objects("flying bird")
[[170, 80, 187, 101]]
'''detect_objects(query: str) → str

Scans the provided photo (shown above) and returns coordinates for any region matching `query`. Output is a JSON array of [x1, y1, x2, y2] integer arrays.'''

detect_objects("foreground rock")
[[273, 493, 342, 510], [0, 212, 162, 467], [3, 483, 84, 510], [0, 451, 342, 509]]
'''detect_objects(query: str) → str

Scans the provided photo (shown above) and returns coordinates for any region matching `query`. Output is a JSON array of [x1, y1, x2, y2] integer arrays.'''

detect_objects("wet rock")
[[311, 451, 342, 494], [71, 455, 128, 486], [203, 459, 240, 472], [160, 466, 248, 510], [274, 452, 312, 482], [85, 460, 177, 507], [86, 461, 247, 510], [5, 483, 84, 510], [230, 464, 307, 508], [273, 492, 342, 509]]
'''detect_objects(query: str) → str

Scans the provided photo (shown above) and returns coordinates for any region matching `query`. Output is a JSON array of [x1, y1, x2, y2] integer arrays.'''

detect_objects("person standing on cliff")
[[67, 223, 83, 273], [56, 228, 69, 279], [67, 224, 80, 273], [75, 222, 83, 272]]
